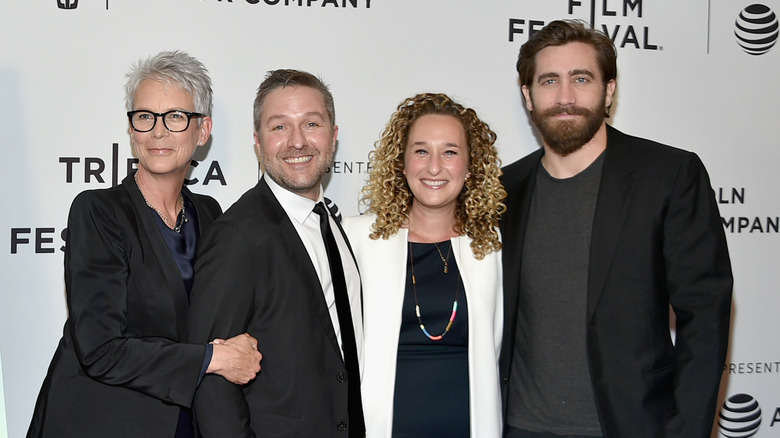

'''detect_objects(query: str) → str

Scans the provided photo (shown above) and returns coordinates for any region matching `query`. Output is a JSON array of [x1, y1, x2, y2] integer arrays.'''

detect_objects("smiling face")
[[404, 114, 469, 217], [522, 42, 615, 156], [130, 79, 212, 178], [254, 85, 337, 201]]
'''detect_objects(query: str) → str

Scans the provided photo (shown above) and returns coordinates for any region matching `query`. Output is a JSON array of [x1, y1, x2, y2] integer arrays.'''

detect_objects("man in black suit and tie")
[[499, 20, 733, 438], [188, 69, 364, 437]]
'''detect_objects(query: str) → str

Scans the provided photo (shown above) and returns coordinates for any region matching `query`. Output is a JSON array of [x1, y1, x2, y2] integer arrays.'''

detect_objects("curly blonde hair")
[[361, 93, 506, 260]]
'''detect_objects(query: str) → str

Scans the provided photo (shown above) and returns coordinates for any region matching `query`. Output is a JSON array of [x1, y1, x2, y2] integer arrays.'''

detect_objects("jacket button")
[[337, 421, 347, 431], [337, 372, 348, 382]]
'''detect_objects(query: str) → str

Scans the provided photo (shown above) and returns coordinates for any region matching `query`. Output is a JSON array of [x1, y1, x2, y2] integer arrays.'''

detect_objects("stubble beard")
[[260, 148, 333, 198]]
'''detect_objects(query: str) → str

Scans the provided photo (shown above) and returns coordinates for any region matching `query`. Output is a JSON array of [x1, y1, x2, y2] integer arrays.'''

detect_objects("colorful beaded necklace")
[[408, 240, 460, 341]]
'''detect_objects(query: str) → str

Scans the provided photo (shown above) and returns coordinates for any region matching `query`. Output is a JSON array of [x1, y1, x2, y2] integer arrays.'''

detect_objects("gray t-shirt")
[[506, 153, 605, 436]]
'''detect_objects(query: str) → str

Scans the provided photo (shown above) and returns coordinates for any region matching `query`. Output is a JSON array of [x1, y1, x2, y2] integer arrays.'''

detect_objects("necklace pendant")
[[409, 241, 460, 342]]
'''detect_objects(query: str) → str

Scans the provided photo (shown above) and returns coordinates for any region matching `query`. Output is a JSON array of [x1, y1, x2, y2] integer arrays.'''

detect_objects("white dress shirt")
[[264, 175, 363, 359]]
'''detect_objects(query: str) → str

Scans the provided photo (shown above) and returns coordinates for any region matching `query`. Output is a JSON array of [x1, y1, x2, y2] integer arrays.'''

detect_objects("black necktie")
[[313, 202, 365, 436]]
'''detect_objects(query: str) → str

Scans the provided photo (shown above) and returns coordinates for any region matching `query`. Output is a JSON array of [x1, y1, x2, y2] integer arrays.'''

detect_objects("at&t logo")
[[719, 393, 761, 437], [735, 4, 779, 55], [57, 0, 78, 9]]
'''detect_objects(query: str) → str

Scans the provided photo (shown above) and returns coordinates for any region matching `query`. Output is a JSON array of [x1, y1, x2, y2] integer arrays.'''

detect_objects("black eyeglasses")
[[127, 110, 205, 133]]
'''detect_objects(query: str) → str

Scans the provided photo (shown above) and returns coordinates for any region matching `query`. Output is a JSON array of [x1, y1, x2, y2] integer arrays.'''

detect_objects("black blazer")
[[188, 177, 354, 438], [27, 173, 222, 438], [499, 125, 733, 438]]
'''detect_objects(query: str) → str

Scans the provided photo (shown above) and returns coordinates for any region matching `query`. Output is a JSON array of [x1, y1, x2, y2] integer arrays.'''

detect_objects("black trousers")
[[504, 425, 602, 438]]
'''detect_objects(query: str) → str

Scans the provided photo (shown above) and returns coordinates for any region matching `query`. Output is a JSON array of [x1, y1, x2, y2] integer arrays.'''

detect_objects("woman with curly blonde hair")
[[343, 92, 506, 437]]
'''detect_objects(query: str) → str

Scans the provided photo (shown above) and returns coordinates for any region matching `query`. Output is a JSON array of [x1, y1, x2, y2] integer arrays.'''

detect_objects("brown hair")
[[516, 19, 617, 87], [361, 92, 506, 260], [253, 69, 335, 132]]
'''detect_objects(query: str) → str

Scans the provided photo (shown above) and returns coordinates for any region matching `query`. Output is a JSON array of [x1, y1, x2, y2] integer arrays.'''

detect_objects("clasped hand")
[[207, 333, 263, 385]]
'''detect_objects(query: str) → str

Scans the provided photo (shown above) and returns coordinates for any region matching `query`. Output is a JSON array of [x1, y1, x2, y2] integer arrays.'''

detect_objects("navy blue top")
[[392, 241, 469, 438], [150, 195, 199, 296], [146, 194, 211, 438]]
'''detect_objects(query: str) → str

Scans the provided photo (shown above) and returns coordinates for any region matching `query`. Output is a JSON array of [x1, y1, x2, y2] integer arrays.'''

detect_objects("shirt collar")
[[263, 174, 324, 225]]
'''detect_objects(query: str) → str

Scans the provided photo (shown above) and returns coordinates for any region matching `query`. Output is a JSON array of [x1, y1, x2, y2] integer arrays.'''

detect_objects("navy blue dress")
[[392, 241, 469, 438]]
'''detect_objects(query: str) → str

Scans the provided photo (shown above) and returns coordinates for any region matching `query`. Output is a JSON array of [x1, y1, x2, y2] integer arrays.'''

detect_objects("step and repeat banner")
[[1, 1, 778, 437]]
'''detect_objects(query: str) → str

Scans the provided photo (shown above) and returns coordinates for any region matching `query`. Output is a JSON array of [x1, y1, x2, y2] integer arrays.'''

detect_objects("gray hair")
[[253, 69, 335, 132], [124, 50, 213, 116]]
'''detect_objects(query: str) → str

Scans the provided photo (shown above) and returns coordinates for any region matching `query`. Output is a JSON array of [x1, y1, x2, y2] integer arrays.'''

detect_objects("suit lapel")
[[587, 125, 637, 322], [501, 153, 541, 293], [123, 174, 191, 338], [254, 178, 344, 359], [182, 185, 218, 235], [499, 151, 541, 373]]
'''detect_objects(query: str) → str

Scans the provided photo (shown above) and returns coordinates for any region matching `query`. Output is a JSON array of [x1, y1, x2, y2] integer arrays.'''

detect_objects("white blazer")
[[344, 214, 503, 437]]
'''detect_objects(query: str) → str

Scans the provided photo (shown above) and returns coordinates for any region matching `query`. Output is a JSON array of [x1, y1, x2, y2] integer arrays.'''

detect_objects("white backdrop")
[[1, 1, 778, 437]]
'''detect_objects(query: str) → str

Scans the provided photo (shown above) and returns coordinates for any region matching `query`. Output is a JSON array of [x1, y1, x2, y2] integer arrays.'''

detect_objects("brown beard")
[[531, 97, 606, 157]]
